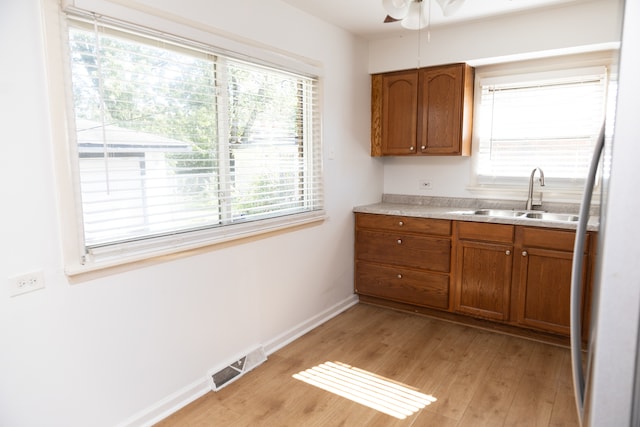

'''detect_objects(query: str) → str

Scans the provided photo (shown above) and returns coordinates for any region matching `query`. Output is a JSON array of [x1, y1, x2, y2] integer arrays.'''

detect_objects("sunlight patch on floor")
[[293, 361, 437, 419]]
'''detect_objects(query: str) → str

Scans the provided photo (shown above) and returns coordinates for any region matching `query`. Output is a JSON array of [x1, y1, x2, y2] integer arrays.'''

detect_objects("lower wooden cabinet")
[[512, 226, 590, 335], [454, 222, 514, 321], [453, 222, 591, 334], [354, 212, 594, 339], [354, 213, 452, 310], [355, 229, 450, 272], [355, 261, 449, 309]]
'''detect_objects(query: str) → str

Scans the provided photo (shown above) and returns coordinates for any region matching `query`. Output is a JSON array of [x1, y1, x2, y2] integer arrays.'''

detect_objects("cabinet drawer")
[[355, 261, 449, 310], [356, 213, 451, 236], [356, 229, 451, 272], [457, 221, 514, 243], [519, 226, 588, 253]]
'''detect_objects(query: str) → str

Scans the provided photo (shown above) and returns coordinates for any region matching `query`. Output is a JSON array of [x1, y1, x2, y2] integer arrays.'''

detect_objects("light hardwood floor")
[[155, 303, 579, 426]]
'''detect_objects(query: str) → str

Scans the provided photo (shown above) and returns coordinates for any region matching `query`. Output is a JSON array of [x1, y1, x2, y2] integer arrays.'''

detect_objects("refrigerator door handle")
[[571, 124, 605, 425]]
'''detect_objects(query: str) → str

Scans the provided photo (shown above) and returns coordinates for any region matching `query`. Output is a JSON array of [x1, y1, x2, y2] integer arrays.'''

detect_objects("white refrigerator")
[[570, 0, 640, 425]]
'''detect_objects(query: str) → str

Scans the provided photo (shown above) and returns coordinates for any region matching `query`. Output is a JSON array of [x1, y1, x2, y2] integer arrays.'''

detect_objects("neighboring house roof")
[[75, 119, 192, 154]]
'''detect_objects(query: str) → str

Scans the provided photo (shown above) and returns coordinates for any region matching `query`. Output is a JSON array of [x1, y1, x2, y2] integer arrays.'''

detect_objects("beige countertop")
[[354, 195, 600, 232]]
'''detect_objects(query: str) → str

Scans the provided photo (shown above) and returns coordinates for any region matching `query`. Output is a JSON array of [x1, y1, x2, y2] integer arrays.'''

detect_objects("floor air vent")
[[210, 347, 266, 391]]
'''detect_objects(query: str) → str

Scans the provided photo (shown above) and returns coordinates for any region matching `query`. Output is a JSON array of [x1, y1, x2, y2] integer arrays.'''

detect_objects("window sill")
[[64, 211, 326, 281]]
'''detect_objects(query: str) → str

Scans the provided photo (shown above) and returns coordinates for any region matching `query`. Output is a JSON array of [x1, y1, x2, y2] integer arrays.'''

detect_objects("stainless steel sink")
[[469, 209, 579, 222], [524, 212, 579, 222], [472, 209, 526, 218]]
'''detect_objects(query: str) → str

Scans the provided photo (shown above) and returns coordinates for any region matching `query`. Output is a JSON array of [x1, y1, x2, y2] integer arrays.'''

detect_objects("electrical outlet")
[[419, 180, 433, 190], [8, 271, 45, 297]]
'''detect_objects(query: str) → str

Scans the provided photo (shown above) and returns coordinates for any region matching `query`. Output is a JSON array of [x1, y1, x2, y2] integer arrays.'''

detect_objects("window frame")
[[467, 51, 619, 202], [42, 2, 326, 276]]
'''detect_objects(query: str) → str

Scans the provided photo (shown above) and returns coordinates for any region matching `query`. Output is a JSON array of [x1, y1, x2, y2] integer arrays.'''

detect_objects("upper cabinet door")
[[371, 63, 474, 157], [372, 70, 418, 155], [418, 63, 474, 155]]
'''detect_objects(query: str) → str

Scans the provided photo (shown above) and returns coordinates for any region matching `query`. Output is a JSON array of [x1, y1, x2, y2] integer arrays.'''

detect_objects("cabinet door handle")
[[421, 145, 426, 150], [409, 146, 415, 151], [397, 239, 402, 244], [505, 250, 511, 255], [397, 274, 402, 279], [398, 221, 404, 226], [522, 251, 528, 257]]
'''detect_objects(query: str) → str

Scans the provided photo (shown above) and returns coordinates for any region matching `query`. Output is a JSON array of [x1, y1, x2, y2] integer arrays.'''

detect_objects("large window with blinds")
[[474, 66, 613, 188], [65, 15, 322, 262]]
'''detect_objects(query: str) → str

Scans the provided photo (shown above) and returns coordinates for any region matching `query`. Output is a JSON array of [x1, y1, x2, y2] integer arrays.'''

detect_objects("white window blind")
[[66, 15, 323, 257], [475, 67, 609, 186]]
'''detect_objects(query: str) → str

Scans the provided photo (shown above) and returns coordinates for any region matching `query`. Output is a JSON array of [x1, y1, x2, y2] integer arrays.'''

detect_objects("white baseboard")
[[115, 378, 210, 427], [262, 294, 359, 355], [118, 294, 359, 427]]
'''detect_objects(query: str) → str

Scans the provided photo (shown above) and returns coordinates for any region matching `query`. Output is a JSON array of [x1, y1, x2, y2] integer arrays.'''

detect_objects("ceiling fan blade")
[[382, 0, 411, 19], [436, 0, 465, 16], [384, 15, 401, 23]]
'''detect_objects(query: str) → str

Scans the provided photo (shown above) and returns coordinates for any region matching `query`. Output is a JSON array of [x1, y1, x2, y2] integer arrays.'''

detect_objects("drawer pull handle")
[[397, 274, 402, 279], [505, 250, 511, 255], [522, 251, 528, 257], [397, 239, 402, 244], [398, 221, 404, 226]]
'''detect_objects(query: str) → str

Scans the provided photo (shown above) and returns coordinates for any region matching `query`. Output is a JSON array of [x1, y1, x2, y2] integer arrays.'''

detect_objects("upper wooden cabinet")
[[371, 63, 474, 156], [419, 64, 474, 155], [371, 70, 418, 156]]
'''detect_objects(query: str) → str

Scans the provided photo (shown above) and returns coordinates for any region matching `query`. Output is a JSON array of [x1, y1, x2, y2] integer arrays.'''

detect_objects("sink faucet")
[[526, 167, 545, 210]]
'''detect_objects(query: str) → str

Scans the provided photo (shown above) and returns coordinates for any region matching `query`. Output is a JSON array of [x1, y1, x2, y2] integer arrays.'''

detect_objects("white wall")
[[370, 0, 624, 201], [0, 1, 381, 426]]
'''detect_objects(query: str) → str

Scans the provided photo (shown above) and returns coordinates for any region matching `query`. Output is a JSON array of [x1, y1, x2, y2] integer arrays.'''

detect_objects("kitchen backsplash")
[[381, 194, 600, 217]]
